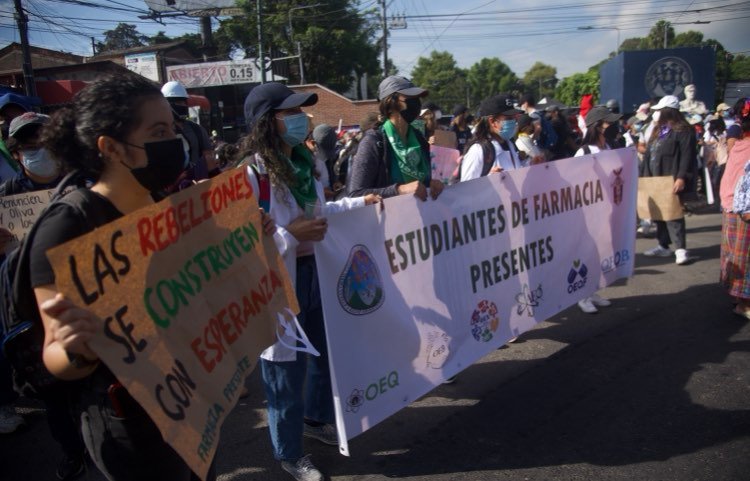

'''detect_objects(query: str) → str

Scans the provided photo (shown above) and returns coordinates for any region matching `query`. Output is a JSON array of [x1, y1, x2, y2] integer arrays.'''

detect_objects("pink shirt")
[[720, 137, 750, 211]]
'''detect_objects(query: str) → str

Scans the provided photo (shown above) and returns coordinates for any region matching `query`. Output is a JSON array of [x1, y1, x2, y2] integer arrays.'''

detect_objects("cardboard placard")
[[0, 188, 55, 253], [637, 176, 684, 221], [432, 129, 457, 149], [47, 169, 298, 480]]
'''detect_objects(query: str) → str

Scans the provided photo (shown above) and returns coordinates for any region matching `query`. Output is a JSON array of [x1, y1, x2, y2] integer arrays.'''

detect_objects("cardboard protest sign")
[[46, 169, 297, 480], [432, 129, 457, 149], [430, 145, 461, 185], [637, 176, 684, 221], [314, 148, 638, 455], [0, 188, 54, 253]]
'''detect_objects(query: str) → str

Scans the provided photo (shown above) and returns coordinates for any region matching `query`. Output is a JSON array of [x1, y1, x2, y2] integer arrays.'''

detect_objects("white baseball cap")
[[651, 95, 680, 110]]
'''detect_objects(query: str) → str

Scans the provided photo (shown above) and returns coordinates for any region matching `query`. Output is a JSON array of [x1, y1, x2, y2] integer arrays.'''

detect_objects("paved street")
[[2, 207, 749, 481]]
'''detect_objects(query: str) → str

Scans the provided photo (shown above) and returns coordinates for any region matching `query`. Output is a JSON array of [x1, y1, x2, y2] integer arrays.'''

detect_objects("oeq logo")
[[345, 370, 400, 414], [470, 300, 500, 342], [601, 249, 631, 273], [337, 245, 384, 315], [566, 259, 588, 294]]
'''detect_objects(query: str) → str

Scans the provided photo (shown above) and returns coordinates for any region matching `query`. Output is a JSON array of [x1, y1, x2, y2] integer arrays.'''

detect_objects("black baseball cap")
[[9, 112, 49, 138], [584, 106, 622, 128], [452, 104, 468, 116], [478, 94, 524, 118], [377, 76, 427, 101], [244, 82, 318, 130]]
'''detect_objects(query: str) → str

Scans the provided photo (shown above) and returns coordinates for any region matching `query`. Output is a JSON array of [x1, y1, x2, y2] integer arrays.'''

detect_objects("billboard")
[[125, 52, 160, 82], [600, 47, 716, 114], [144, 1, 242, 16], [166, 59, 262, 88]]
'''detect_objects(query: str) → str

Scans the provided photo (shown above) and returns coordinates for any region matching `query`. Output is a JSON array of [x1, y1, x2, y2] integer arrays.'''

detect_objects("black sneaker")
[[56, 454, 84, 480]]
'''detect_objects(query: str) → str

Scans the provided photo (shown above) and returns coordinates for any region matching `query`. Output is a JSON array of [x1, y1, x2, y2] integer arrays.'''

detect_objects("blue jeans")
[[261, 256, 334, 461]]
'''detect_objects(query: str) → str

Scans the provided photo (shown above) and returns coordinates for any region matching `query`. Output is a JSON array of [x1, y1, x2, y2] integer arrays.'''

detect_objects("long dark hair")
[[235, 111, 297, 189], [581, 121, 602, 147], [649, 107, 690, 143], [464, 116, 502, 163], [41, 73, 162, 178]]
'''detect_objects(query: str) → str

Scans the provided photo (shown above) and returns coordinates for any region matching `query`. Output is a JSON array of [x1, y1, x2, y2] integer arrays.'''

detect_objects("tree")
[[150, 31, 172, 45], [730, 54, 750, 80], [619, 37, 642, 52], [465, 58, 520, 108], [96, 23, 148, 53], [410, 51, 467, 110], [522, 62, 558, 101], [555, 69, 600, 107], [673, 30, 704, 47], [214, 0, 380, 94], [641, 20, 674, 49]]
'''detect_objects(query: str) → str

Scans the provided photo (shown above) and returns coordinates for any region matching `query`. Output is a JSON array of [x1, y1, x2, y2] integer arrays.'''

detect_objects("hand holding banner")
[[46, 169, 298, 480]]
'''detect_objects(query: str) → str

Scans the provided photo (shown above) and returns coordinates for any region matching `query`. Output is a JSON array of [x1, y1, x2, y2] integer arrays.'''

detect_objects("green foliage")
[[555, 69, 599, 107], [465, 58, 520, 107], [410, 51, 468, 110], [673, 30, 704, 47], [522, 62, 558, 100], [96, 23, 148, 53], [214, 0, 380, 93], [730, 54, 750, 80], [619, 37, 642, 52], [641, 20, 674, 49]]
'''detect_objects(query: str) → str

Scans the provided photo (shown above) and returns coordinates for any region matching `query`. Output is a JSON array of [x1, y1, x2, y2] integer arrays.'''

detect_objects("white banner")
[[314, 148, 638, 455], [166, 59, 261, 88], [125, 52, 160, 82]]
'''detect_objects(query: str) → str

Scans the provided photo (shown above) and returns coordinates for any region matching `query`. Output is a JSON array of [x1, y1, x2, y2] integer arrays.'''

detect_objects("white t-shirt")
[[515, 134, 541, 158], [574, 144, 604, 157], [461, 139, 523, 181]]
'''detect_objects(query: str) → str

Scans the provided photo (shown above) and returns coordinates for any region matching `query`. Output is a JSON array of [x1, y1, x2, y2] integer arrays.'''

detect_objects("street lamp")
[[288, 3, 324, 85], [578, 25, 621, 55]]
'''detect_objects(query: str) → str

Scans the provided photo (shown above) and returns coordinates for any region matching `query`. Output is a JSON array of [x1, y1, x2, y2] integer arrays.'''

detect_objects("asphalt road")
[[2, 207, 749, 481]]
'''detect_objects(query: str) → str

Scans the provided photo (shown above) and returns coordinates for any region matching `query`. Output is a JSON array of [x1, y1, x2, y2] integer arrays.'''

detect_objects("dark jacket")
[[346, 125, 431, 198], [0, 172, 59, 197], [640, 128, 697, 189]]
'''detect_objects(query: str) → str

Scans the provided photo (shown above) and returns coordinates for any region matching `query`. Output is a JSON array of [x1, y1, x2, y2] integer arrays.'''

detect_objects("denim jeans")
[[655, 218, 686, 250], [261, 256, 334, 461], [75, 370, 216, 481]]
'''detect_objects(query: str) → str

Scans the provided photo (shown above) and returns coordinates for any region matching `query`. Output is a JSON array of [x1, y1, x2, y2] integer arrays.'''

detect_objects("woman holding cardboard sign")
[[239, 82, 380, 481], [30, 74, 215, 480], [640, 95, 697, 266]]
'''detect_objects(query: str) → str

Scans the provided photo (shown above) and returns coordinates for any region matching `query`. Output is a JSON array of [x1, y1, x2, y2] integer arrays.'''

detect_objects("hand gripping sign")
[[46, 170, 299, 480]]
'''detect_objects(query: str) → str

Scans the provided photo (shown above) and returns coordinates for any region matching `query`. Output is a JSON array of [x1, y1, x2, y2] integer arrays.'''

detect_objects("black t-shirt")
[[450, 124, 472, 154], [30, 189, 122, 288]]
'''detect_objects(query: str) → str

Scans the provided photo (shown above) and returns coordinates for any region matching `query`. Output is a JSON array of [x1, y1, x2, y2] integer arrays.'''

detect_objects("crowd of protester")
[[0, 71, 748, 481]]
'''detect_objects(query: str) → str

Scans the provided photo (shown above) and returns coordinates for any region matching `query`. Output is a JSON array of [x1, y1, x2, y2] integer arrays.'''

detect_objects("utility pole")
[[257, 0, 266, 83], [199, 16, 214, 62], [380, 0, 388, 78], [13, 0, 36, 97], [663, 22, 668, 49], [91, 37, 96, 55]]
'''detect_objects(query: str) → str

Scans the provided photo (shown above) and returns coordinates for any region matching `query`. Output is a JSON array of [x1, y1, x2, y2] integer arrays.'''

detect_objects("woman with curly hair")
[[239, 82, 380, 481]]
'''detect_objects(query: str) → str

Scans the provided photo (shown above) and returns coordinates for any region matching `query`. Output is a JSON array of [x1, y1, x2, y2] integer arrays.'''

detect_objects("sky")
[[0, 0, 748, 82]]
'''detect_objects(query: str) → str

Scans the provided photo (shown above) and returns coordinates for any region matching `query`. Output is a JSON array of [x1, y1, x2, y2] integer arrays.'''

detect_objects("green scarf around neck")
[[284, 144, 318, 210], [383, 120, 428, 184]]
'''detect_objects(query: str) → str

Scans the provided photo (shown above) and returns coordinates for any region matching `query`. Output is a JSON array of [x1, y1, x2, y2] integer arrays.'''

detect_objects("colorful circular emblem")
[[338, 245, 385, 315], [470, 300, 499, 342]]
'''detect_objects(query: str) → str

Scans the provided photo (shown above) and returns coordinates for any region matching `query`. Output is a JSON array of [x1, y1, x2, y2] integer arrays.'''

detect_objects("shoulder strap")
[[582, 145, 591, 155], [480, 140, 496, 177], [249, 163, 271, 212]]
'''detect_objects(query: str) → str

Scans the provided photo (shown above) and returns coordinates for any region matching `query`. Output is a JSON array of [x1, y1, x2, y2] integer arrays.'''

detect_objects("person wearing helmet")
[[161, 81, 218, 190]]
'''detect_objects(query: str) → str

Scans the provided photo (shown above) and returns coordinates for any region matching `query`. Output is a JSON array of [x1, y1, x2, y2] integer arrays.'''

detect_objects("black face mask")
[[170, 103, 190, 119], [604, 123, 619, 142], [400, 97, 421, 124], [123, 137, 188, 193]]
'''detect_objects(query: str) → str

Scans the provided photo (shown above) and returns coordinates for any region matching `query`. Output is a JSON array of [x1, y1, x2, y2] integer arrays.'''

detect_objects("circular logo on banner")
[[644, 56, 693, 98], [470, 300, 499, 342], [337, 245, 385, 315]]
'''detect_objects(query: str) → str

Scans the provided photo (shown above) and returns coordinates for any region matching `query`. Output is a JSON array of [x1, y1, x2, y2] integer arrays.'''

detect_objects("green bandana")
[[382, 120, 428, 184], [284, 144, 318, 209]]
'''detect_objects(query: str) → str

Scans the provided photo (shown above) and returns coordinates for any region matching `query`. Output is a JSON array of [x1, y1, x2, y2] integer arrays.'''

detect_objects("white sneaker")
[[675, 248, 689, 265], [590, 292, 611, 307], [578, 297, 598, 314], [0, 405, 24, 434], [643, 245, 672, 257], [281, 455, 323, 481]]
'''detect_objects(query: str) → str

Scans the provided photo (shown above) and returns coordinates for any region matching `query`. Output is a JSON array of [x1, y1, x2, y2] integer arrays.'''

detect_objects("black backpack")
[[0, 172, 95, 397]]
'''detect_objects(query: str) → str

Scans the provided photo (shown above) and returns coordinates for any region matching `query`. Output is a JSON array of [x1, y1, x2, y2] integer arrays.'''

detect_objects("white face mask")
[[21, 148, 60, 179]]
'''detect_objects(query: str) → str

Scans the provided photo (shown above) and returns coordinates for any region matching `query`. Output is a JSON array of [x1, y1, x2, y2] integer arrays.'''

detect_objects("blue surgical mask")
[[499, 119, 517, 141], [280, 113, 309, 147], [722, 110, 732, 119], [21, 148, 60, 179]]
